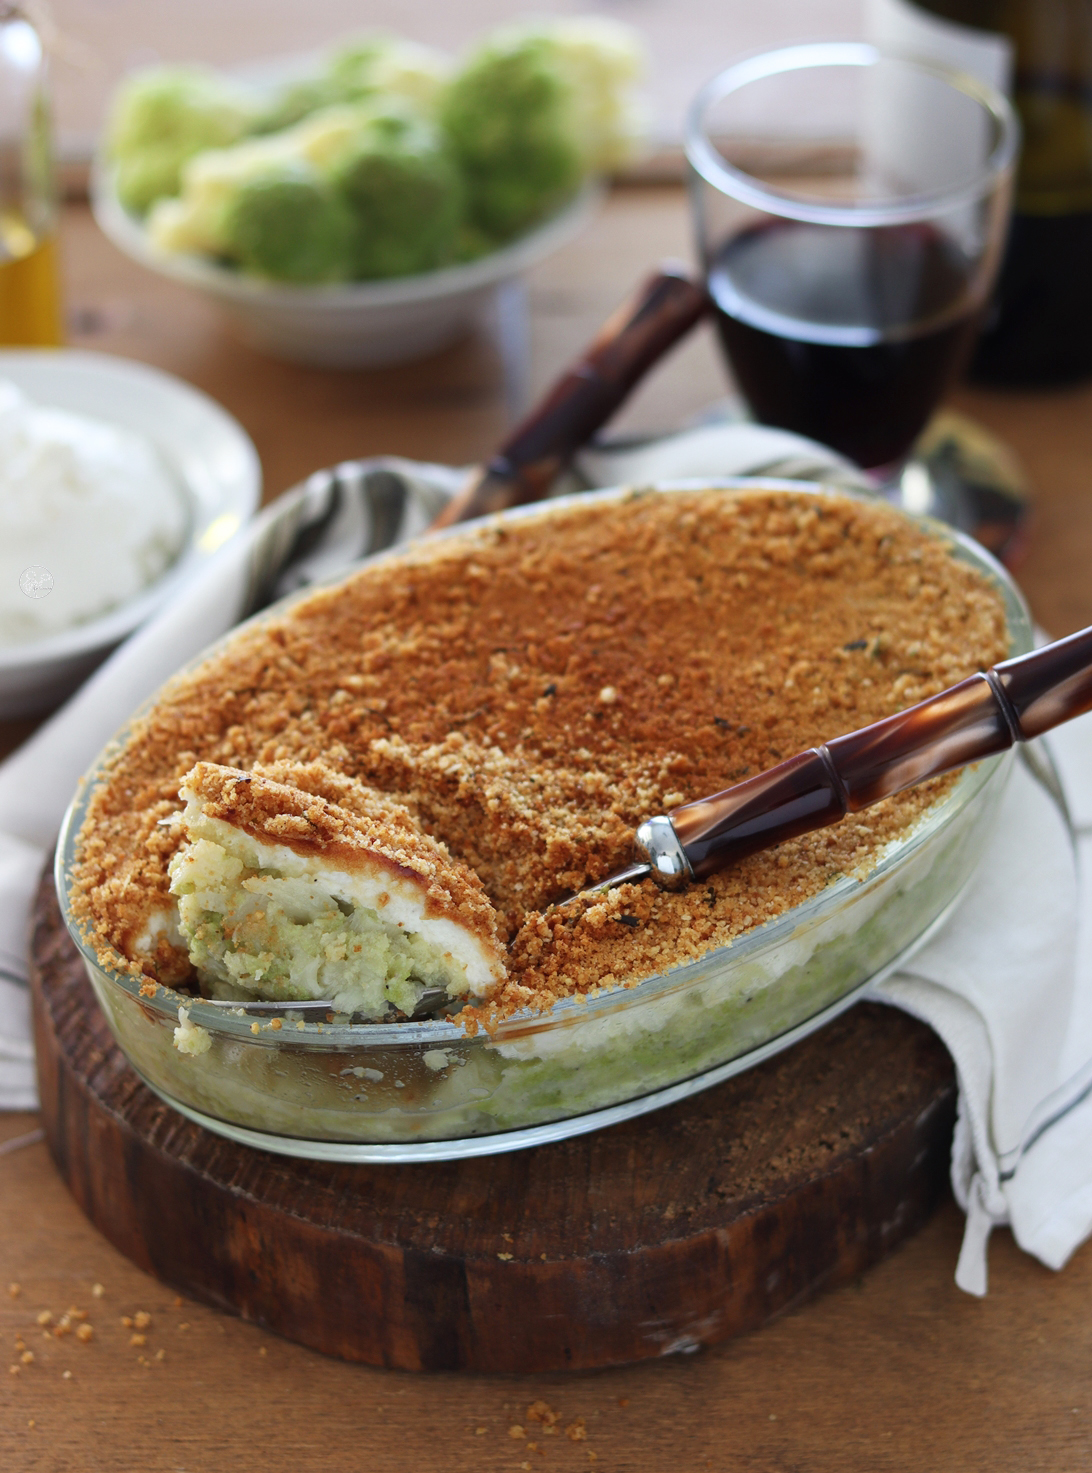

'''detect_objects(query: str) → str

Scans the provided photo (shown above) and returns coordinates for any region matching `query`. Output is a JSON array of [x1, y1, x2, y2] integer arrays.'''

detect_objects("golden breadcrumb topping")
[[70, 487, 1010, 1016]]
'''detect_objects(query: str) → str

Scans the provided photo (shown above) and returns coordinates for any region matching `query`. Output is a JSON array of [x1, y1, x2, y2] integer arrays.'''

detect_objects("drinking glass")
[[686, 43, 1018, 474]]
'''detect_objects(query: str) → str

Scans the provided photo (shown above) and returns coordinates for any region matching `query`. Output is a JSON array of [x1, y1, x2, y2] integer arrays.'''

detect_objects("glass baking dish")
[[55, 481, 1033, 1162]]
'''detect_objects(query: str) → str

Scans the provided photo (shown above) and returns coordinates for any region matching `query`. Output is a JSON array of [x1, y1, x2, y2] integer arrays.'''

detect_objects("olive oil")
[[0, 228, 62, 345], [0, 8, 63, 347]]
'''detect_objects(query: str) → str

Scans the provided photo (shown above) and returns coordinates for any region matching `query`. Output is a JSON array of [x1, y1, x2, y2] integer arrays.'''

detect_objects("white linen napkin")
[[1, 424, 1089, 1298]]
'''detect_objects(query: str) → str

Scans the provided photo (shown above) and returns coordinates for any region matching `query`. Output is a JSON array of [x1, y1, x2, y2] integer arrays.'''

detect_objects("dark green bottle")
[[872, 0, 1092, 386]]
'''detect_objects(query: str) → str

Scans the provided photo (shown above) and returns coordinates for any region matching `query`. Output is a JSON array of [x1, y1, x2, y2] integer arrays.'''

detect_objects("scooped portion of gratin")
[[166, 761, 506, 1018]]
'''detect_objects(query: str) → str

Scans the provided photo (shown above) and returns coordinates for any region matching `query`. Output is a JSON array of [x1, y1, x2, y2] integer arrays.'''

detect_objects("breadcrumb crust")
[[70, 488, 1009, 1020]]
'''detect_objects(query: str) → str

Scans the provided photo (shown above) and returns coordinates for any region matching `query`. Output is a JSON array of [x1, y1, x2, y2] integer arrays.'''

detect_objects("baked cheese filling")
[[166, 762, 505, 1018]]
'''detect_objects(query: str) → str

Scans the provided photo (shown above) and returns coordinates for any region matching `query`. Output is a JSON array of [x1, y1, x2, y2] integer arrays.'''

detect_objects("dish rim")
[[117, 874, 973, 1163]]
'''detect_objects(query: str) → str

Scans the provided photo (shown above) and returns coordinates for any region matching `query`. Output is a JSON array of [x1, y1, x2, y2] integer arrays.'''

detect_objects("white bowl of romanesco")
[[91, 20, 644, 367], [93, 170, 601, 367]]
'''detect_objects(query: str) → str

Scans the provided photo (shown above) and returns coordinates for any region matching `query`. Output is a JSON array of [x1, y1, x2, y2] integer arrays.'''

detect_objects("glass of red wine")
[[686, 43, 1018, 477]]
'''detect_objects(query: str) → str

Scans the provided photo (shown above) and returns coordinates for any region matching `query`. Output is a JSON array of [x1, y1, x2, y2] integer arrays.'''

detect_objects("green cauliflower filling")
[[169, 837, 466, 1018]]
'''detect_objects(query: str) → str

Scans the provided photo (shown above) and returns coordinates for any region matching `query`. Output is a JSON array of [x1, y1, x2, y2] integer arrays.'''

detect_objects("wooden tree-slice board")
[[30, 870, 957, 1373]]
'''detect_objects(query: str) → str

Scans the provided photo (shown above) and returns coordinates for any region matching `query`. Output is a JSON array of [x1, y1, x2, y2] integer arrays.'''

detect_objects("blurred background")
[[47, 0, 864, 170]]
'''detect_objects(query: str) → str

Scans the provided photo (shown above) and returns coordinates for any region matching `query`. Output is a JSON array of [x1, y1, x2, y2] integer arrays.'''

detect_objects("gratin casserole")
[[59, 483, 1026, 1150]]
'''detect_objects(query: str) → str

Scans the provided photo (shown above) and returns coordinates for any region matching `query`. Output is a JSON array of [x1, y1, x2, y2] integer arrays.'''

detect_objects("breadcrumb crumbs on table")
[[92, 1284, 104, 1298], [69, 489, 1010, 1017], [75, 1324, 93, 1343], [527, 1401, 559, 1425], [8, 1283, 20, 1298]]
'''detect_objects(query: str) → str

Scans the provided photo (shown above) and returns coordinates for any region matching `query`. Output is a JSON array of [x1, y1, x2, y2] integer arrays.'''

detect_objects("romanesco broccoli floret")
[[146, 105, 372, 260], [440, 18, 645, 242], [257, 35, 451, 133], [327, 109, 463, 278], [220, 164, 356, 282], [440, 34, 581, 243], [108, 67, 257, 214]]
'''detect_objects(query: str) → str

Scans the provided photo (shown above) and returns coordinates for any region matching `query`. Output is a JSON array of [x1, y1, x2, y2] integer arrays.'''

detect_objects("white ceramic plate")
[[0, 349, 261, 716], [92, 161, 602, 368]]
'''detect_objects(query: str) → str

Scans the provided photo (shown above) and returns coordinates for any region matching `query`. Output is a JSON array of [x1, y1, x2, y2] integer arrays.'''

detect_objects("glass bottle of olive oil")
[[0, 4, 63, 345]]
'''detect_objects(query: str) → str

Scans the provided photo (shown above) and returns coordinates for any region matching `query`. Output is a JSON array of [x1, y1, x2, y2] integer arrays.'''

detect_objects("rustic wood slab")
[[30, 866, 957, 1374]]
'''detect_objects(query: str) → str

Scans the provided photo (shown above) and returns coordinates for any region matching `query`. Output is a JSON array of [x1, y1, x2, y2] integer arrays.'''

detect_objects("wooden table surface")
[[4, 187, 1092, 1471]]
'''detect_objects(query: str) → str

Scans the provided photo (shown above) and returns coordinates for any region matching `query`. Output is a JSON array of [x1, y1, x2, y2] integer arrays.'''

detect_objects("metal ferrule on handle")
[[634, 624, 1092, 888]]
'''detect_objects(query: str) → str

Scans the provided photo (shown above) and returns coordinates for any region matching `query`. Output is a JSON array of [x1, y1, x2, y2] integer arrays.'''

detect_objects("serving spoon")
[[588, 623, 1092, 897]]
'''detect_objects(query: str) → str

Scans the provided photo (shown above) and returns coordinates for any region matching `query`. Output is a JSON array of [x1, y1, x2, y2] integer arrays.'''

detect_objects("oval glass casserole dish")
[[57, 481, 1032, 1159]]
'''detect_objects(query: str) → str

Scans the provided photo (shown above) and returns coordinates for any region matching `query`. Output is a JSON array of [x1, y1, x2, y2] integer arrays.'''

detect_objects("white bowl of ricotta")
[[0, 349, 261, 716]]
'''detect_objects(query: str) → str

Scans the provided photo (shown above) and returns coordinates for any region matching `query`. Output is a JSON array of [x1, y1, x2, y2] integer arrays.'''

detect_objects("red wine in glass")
[[708, 220, 982, 469]]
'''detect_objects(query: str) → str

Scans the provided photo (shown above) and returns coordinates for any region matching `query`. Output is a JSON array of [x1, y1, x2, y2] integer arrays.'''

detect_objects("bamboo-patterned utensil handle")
[[430, 265, 709, 530], [637, 625, 1092, 887]]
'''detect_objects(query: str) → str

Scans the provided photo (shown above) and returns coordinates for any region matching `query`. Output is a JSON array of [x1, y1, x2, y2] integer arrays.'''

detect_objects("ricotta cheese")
[[0, 380, 186, 644]]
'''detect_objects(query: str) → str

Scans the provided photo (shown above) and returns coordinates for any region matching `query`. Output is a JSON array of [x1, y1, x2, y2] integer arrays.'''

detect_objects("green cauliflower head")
[[257, 35, 452, 134], [440, 18, 646, 243], [326, 108, 464, 279], [146, 105, 372, 261], [536, 16, 647, 173], [440, 33, 581, 243], [108, 66, 257, 215], [219, 162, 356, 282]]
